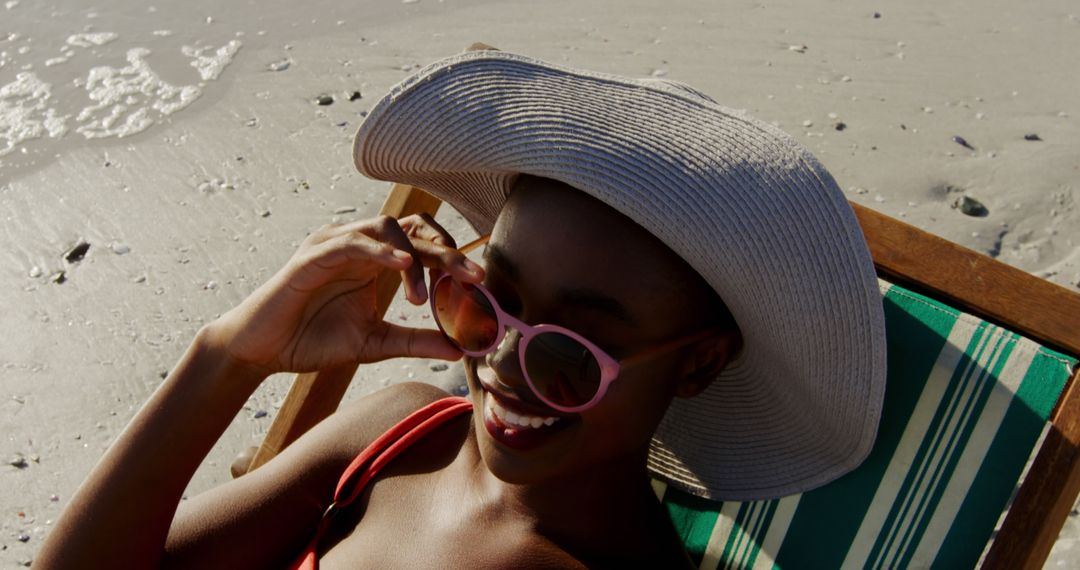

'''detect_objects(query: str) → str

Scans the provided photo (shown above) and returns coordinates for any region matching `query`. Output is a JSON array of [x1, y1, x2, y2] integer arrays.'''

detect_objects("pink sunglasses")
[[429, 235, 718, 413]]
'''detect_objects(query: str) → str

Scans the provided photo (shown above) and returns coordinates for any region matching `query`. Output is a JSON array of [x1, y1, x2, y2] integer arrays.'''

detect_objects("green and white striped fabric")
[[656, 280, 1077, 570]]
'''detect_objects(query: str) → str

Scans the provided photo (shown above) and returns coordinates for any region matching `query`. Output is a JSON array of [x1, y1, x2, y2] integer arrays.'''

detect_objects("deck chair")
[[240, 181, 1080, 569]]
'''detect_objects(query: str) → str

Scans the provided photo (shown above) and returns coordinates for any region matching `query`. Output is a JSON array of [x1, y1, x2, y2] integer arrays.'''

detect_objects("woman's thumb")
[[376, 324, 464, 362]]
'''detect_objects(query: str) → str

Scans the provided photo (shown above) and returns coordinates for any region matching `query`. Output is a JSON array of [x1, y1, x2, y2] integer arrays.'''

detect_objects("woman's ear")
[[674, 330, 741, 398]]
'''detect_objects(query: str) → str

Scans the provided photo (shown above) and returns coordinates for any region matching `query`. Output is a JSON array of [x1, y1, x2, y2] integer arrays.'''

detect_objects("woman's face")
[[463, 176, 737, 486]]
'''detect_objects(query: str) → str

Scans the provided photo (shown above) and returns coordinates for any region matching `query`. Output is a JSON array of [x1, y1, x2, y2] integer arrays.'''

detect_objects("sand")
[[2, 0, 1078, 566]]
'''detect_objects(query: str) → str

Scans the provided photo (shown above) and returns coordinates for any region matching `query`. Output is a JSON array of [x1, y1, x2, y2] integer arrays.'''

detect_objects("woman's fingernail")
[[463, 259, 483, 274], [392, 249, 411, 260]]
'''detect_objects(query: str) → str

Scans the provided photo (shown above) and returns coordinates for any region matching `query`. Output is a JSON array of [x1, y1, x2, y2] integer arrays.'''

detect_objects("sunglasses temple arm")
[[618, 327, 720, 368], [458, 234, 491, 254]]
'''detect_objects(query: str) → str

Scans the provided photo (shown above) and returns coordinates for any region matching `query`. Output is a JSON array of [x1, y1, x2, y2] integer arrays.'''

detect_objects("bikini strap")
[[332, 395, 473, 508], [290, 395, 473, 570]]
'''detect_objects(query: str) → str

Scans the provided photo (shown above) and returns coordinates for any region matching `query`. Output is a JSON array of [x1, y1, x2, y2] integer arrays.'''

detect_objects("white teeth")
[[487, 394, 561, 429]]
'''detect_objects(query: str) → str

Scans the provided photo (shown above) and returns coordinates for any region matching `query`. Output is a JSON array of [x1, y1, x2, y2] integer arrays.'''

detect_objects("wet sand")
[[2, 0, 1078, 566]]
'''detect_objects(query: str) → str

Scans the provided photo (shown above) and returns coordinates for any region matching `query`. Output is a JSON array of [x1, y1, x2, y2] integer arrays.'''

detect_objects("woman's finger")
[[396, 214, 481, 294], [407, 239, 484, 284], [399, 213, 456, 248], [285, 231, 411, 293], [370, 323, 464, 362], [359, 215, 431, 304]]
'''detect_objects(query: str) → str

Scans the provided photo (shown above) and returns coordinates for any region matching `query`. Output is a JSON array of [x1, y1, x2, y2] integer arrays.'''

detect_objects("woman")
[[37, 50, 886, 568]]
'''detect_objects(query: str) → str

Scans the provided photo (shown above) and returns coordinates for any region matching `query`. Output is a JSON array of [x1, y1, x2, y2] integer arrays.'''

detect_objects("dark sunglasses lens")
[[524, 332, 602, 408], [432, 279, 499, 352]]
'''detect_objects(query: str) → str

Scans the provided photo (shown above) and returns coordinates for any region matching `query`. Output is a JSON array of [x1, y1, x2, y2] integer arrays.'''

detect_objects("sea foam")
[[0, 72, 68, 156], [0, 36, 241, 154]]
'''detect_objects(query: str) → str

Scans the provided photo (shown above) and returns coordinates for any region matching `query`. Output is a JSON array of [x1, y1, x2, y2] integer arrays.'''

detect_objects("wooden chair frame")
[[246, 182, 1080, 570]]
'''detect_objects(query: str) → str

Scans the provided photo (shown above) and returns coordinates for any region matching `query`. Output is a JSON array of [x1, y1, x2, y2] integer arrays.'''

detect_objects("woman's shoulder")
[[339, 381, 455, 420], [317, 382, 460, 462]]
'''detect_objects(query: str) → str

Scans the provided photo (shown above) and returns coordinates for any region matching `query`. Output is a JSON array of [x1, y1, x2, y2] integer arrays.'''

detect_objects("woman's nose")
[[486, 328, 535, 399]]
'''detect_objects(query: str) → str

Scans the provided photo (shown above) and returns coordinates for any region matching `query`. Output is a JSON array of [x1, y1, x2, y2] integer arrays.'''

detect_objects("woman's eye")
[[484, 281, 522, 316], [491, 289, 522, 316]]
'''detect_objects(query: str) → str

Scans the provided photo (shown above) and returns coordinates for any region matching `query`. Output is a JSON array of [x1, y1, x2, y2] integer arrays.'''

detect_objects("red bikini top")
[[289, 396, 474, 570]]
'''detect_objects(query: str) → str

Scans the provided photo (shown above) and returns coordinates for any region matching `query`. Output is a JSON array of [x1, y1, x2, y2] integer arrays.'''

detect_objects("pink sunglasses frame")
[[427, 234, 719, 413], [429, 272, 621, 413]]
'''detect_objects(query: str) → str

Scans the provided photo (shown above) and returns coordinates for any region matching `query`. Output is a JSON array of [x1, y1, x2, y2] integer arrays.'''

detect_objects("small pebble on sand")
[[315, 94, 334, 106], [956, 195, 990, 217], [267, 59, 290, 72], [334, 206, 357, 214], [110, 243, 130, 255], [788, 44, 807, 53], [430, 363, 449, 372], [952, 135, 975, 150], [28, 266, 42, 278], [64, 241, 90, 263], [348, 90, 362, 101], [1024, 133, 1042, 141], [9, 454, 29, 469], [253, 410, 268, 419]]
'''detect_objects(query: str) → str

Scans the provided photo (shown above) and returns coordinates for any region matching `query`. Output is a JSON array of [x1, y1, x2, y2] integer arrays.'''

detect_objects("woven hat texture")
[[353, 50, 887, 500]]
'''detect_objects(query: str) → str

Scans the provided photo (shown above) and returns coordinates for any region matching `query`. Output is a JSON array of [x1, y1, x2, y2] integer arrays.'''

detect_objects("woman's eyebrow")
[[486, 244, 636, 325], [484, 244, 519, 280], [556, 289, 637, 326]]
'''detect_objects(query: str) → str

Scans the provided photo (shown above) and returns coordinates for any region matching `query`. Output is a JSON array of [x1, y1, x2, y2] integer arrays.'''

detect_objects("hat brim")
[[354, 50, 886, 501]]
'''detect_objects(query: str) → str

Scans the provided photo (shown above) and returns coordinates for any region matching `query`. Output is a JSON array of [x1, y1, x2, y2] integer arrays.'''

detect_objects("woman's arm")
[[35, 326, 265, 567], [35, 215, 483, 568]]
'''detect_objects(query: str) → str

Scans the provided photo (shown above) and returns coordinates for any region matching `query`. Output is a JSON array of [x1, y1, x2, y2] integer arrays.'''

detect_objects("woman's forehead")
[[490, 178, 708, 319]]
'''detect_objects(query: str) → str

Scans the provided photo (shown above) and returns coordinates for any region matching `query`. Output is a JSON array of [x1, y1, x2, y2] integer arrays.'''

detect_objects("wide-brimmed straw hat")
[[352, 49, 886, 501]]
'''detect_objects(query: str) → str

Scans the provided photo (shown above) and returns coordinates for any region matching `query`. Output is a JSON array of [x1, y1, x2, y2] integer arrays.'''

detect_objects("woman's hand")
[[206, 214, 484, 376]]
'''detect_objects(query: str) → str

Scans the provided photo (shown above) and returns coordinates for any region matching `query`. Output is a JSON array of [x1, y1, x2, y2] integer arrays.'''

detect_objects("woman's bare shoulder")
[[320, 382, 455, 457]]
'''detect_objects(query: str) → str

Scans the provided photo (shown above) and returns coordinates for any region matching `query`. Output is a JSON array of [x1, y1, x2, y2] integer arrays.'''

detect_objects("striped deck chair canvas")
[[655, 279, 1078, 570]]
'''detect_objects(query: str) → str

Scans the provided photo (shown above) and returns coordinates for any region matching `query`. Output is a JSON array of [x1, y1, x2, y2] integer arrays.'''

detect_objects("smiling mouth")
[[487, 392, 561, 428], [472, 362, 573, 450]]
